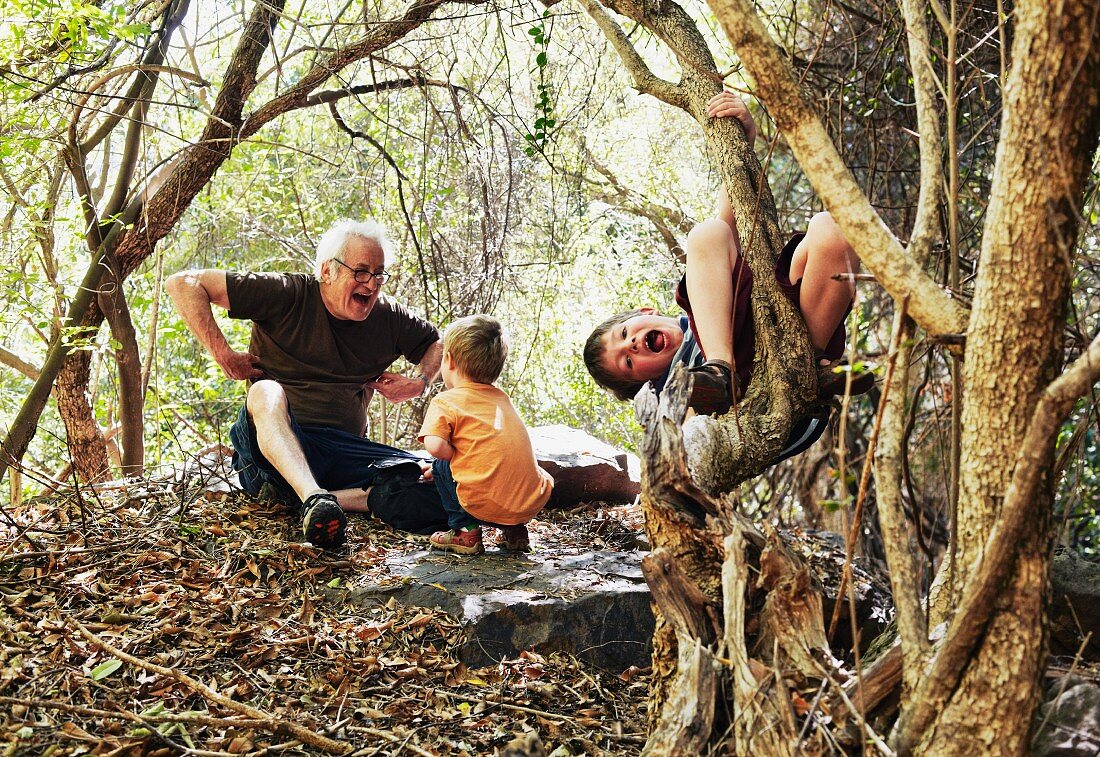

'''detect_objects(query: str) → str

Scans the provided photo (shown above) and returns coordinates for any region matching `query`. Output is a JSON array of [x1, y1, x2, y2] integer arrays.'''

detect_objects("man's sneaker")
[[301, 493, 346, 548], [429, 527, 483, 555], [688, 359, 738, 416], [817, 359, 875, 399], [496, 524, 531, 552]]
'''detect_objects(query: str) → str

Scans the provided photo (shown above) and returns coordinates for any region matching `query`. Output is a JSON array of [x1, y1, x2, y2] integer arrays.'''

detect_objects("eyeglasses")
[[332, 258, 390, 285]]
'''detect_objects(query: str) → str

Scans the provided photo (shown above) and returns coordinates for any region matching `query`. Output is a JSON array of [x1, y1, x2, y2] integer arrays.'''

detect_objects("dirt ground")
[[0, 469, 650, 756]]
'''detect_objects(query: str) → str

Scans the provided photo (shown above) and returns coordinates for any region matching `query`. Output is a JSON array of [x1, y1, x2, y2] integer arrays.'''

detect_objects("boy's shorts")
[[674, 232, 849, 390]]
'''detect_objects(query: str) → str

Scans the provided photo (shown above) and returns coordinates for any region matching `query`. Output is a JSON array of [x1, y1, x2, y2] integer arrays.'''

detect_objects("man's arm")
[[367, 339, 443, 404], [165, 269, 263, 381], [416, 340, 443, 386]]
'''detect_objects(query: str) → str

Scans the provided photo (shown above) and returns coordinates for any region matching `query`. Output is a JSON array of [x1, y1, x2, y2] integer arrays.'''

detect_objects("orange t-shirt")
[[418, 382, 553, 525]]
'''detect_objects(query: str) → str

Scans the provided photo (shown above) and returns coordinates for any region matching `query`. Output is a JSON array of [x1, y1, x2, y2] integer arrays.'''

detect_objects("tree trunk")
[[921, 1, 1100, 752], [54, 348, 110, 483], [100, 260, 145, 476]]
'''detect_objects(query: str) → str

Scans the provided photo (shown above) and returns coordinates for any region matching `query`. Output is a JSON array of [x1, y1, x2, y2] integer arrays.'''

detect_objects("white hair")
[[313, 219, 395, 278]]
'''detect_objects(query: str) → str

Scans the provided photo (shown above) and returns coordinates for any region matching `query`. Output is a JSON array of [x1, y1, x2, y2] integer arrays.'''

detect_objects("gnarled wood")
[[635, 361, 837, 753]]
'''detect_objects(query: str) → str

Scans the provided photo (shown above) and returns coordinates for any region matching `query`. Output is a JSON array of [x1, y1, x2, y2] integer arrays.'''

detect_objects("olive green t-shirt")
[[226, 272, 439, 435]]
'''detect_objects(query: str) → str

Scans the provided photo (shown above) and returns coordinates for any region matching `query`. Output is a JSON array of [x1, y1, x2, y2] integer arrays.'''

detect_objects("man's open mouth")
[[352, 293, 373, 304], [645, 330, 665, 353]]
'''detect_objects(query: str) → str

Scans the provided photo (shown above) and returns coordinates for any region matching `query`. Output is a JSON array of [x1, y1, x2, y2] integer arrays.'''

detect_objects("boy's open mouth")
[[645, 330, 665, 353]]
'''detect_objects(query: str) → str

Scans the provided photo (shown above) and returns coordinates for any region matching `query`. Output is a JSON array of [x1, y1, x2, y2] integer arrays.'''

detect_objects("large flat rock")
[[530, 425, 640, 507], [336, 546, 653, 672]]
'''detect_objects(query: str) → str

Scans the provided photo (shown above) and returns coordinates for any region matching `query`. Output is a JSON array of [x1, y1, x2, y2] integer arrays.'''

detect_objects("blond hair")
[[444, 315, 508, 384]]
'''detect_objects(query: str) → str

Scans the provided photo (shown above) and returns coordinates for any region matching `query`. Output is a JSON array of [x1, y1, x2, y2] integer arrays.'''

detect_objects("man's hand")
[[219, 349, 263, 381], [707, 91, 757, 144], [366, 372, 425, 404]]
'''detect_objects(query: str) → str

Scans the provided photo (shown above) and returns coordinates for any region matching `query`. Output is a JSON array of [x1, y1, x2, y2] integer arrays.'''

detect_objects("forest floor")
[[0, 468, 650, 756]]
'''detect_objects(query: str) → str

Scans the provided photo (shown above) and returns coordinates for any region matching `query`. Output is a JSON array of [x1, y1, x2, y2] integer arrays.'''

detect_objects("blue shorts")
[[228, 405, 424, 496]]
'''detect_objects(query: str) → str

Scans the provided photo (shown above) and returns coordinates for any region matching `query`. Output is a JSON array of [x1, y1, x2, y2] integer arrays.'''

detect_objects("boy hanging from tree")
[[584, 92, 873, 464]]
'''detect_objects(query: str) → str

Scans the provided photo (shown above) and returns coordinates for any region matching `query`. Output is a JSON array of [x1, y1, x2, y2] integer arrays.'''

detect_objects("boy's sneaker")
[[496, 524, 531, 552], [430, 527, 483, 555], [301, 493, 346, 548], [817, 359, 875, 399], [688, 359, 738, 416]]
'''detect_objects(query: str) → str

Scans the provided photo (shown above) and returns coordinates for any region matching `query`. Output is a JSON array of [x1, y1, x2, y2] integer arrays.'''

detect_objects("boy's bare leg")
[[246, 381, 325, 502], [787, 212, 860, 353], [685, 218, 738, 366]]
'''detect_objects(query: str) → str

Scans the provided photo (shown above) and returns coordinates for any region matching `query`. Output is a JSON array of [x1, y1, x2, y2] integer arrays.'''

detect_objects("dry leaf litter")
[[0, 464, 648, 756]]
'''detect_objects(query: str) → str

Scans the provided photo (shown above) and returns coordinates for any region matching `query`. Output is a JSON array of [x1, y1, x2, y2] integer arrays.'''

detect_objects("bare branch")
[[899, 0, 945, 258], [707, 0, 968, 338], [240, 0, 490, 138], [575, 0, 686, 108]]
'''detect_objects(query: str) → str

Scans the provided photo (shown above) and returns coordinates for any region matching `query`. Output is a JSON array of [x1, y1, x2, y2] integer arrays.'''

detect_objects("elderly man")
[[167, 219, 447, 548]]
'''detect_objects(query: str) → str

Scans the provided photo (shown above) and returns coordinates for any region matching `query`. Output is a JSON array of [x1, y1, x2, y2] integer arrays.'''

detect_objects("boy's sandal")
[[817, 358, 875, 399], [496, 524, 531, 552], [687, 359, 739, 416], [429, 527, 484, 555]]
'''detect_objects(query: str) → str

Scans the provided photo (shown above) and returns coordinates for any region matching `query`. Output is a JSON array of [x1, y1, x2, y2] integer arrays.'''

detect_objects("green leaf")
[[535, 52, 548, 67], [140, 702, 167, 717], [90, 658, 123, 680]]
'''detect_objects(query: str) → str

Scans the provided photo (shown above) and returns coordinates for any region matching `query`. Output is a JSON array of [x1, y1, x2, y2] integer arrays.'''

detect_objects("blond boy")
[[419, 315, 554, 554]]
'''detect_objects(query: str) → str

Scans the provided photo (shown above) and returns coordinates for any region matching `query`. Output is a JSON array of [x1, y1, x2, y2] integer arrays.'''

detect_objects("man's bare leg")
[[248, 385, 368, 511], [246, 380, 325, 502], [247, 381, 347, 547], [333, 488, 371, 512]]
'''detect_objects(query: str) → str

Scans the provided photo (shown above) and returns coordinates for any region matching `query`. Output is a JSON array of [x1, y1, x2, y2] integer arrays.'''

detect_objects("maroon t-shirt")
[[226, 272, 439, 435]]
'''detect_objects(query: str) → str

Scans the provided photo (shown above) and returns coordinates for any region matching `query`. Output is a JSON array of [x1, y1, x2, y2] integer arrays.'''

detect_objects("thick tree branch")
[[872, 311, 930, 692], [0, 346, 40, 381], [707, 0, 967, 338], [304, 75, 452, 106], [575, 0, 686, 108]]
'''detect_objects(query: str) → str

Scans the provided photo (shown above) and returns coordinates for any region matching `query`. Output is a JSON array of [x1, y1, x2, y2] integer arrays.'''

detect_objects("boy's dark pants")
[[431, 458, 479, 531]]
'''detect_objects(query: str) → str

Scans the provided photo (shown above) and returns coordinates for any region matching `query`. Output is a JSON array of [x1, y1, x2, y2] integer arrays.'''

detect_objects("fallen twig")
[[71, 619, 352, 755]]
